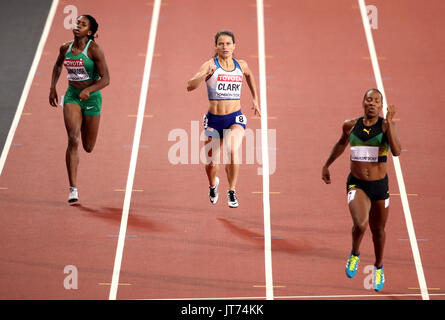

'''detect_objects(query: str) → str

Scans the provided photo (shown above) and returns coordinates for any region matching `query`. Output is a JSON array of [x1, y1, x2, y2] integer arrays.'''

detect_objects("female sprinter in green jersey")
[[322, 88, 402, 292], [49, 15, 110, 203]]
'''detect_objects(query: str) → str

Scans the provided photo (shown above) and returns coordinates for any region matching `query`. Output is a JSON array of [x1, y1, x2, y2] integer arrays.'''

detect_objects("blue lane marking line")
[[398, 238, 429, 242]]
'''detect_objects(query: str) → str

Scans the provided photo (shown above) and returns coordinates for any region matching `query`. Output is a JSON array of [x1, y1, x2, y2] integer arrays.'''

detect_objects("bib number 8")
[[235, 115, 246, 125]]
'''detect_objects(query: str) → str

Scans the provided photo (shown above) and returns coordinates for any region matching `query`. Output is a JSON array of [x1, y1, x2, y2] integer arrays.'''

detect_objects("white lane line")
[[256, 0, 274, 301], [358, 0, 429, 301], [0, 0, 59, 176], [108, 0, 162, 300]]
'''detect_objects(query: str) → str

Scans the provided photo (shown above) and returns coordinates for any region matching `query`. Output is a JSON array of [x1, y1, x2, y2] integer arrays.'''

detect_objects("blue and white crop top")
[[206, 57, 243, 100]]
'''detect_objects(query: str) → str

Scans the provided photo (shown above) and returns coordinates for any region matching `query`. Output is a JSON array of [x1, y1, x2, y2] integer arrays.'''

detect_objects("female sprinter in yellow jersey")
[[49, 15, 110, 203], [187, 30, 260, 208], [322, 88, 402, 291]]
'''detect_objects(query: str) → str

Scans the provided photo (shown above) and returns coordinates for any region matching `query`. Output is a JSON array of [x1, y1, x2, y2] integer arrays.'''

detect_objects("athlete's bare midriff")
[[350, 161, 387, 181], [208, 99, 241, 115], [68, 79, 98, 91]]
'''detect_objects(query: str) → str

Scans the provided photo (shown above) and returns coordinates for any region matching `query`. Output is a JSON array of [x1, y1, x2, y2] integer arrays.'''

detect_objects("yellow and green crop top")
[[349, 117, 389, 163]]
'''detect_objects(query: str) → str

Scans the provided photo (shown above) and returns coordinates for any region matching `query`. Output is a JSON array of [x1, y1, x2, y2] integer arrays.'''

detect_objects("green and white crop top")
[[63, 39, 99, 82]]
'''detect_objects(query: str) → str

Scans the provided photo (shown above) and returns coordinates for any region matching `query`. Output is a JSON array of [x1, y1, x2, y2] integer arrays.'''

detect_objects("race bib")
[[202, 114, 209, 129], [350, 146, 379, 162], [64, 60, 90, 81], [347, 189, 356, 204], [215, 74, 242, 99], [235, 114, 247, 125]]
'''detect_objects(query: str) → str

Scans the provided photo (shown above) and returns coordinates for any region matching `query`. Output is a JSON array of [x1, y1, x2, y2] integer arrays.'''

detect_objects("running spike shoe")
[[227, 190, 239, 208], [373, 266, 385, 292], [209, 177, 219, 204], [345, 252, 360, 278], [68, 187, 78, 203]]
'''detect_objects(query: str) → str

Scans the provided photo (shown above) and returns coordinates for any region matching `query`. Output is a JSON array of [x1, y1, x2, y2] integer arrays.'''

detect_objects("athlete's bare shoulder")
[[199, 58, 217, 74], [344, 117, 360, 126], [236, 59, 248, 69], [61, 41, 72, 49], [88, 40, 102, 51], [342, 117, 360, 135], [236, 59, 252, 76], [87, 41, 105, 60], [55, 41, 71, 65], [59, 41, 72, 55]]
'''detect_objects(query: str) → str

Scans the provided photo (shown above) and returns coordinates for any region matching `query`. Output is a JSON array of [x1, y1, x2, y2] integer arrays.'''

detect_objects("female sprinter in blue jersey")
[[322, 89, 402, 291], [187, 30, 260, 208]]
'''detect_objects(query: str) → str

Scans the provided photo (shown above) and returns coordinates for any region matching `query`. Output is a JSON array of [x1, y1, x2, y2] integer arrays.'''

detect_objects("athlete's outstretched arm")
[[49, 43, 69, 107], [239, 60, 260, 117], [322, 120, 355, 184], [187, 60, 215, 91]]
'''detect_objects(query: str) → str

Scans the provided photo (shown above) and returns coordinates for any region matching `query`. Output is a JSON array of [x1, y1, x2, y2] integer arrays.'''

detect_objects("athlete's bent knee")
[[67, 133, 80, 147], [207, 161, 218, 168], [370, 227, 385, 238], [353, 222, 368, 234], [83, 144, 95, 153]]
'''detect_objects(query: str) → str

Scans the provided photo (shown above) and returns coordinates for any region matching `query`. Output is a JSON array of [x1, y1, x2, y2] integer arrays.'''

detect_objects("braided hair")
[[363, 88, 384, 103], [79, 15, 98, 41]]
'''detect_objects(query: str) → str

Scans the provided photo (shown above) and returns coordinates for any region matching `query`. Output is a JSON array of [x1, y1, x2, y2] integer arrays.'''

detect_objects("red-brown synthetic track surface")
[[0, 0, 444, 300]]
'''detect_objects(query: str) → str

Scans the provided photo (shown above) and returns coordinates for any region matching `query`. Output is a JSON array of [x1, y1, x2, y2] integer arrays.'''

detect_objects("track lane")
[[115, 0, 268, 300], [265, 0, 421, 299], [0, 0, 153, 299], [1, 0, 443, 301], [368, 0, 445, 299]]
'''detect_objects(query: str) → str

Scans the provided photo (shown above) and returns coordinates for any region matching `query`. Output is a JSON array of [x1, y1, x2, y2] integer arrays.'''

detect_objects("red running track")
[[0, 0, 444, 300], [0, 0, 153, 299]]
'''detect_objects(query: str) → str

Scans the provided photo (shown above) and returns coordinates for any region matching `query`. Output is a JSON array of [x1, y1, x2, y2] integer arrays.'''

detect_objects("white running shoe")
[[68, 187, 78, 203], [227, 190, 239, 208], [209, 177, 219, 204]]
